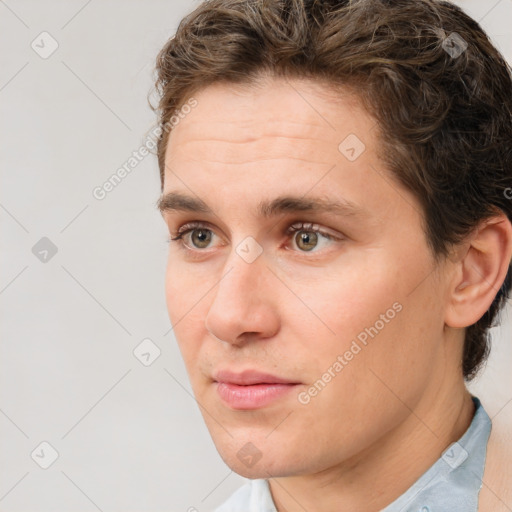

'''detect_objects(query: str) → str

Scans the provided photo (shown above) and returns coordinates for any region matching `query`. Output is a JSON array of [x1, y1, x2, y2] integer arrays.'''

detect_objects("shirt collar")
[[380, 395, 491, 512]]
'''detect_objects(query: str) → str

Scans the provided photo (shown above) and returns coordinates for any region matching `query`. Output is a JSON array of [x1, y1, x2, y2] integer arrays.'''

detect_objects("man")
[[153, 0, 512, 510]]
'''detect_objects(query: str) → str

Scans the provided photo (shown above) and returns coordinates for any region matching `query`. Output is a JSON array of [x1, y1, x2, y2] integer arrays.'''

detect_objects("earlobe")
[[445, 214, 512, 329]]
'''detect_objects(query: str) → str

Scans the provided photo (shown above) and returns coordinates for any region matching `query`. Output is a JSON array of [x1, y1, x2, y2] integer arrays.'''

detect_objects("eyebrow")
[[157, 191, 369, 219]]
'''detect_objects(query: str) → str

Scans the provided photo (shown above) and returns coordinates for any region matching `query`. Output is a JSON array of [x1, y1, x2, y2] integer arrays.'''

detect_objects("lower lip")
[[215, 382, 299, 409]]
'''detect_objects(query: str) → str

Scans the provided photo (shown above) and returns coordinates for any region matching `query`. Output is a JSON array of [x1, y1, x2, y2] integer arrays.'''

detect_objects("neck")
[[268, 381, 475, 512]]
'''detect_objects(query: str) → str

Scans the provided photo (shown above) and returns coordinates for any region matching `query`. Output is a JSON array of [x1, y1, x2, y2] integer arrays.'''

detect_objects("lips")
[[212, 369, 300, 386], [212, 369, 301, 410]]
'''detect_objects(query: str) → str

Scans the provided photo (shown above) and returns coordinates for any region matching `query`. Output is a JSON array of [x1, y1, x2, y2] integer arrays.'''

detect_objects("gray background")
[[0, 1, 511, 510]]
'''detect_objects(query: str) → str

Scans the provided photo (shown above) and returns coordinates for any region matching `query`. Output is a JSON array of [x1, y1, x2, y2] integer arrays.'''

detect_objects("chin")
[[225, 457, 295, 479], [213, 437, 306, 479]]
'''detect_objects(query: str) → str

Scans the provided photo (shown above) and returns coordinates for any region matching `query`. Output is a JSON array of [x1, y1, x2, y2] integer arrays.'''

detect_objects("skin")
[[479, 410, 512, 512], [159, 76, 512, 512]]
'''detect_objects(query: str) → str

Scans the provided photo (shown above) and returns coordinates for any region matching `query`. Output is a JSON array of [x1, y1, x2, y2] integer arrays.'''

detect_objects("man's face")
[[160, 77, 454, 477]]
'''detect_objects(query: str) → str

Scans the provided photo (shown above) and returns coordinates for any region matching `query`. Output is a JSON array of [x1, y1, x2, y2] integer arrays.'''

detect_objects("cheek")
[[289, 250, 441, 387], [164, 261, 206, 361], [288, 256, 403, 344], [290, 297, 440, 462], [164, 263, 182, 326], [164, 254, 202, 322], [318, 280, 443, 417]]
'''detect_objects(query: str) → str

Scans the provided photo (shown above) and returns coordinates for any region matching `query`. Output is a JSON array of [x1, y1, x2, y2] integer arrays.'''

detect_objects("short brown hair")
[[152, 0, 512, 380]]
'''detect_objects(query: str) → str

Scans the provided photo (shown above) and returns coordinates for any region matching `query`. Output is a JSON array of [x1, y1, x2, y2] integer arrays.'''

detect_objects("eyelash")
[[167, 221, 342, 255]]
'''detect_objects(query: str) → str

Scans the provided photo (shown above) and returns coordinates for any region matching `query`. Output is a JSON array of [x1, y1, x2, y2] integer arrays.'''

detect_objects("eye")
[[286, 222, 341, 252], [168, 221, 342, 254], [169, 221, 218, 250]]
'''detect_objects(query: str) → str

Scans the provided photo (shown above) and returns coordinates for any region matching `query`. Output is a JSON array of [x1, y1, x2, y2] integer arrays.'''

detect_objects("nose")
[[204, 249, 280, 346]]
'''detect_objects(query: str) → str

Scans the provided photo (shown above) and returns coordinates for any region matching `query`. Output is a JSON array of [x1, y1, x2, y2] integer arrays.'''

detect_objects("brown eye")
[[286, 222, 341, 254], [295, 231, 318, 251], [190, 229, 212, 248]]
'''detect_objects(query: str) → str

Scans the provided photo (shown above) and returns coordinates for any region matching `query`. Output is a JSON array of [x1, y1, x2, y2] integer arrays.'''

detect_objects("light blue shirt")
[[215, 396, 491, 512]]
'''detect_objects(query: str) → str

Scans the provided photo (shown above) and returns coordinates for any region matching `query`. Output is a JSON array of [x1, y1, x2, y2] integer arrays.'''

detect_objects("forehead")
[[160, 77, 420, 231], [165, 77, 374, 166]]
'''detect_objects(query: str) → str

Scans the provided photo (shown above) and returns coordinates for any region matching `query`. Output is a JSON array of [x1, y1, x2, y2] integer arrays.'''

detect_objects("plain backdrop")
[[1, 1, 511, 510]]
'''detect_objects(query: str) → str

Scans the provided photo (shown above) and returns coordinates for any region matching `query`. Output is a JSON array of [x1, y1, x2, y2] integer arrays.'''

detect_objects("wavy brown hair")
[[152, 0, 512, 380]]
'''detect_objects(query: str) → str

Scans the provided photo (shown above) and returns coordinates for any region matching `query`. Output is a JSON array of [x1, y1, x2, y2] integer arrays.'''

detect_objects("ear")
[[445, 213, 512, 329]]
